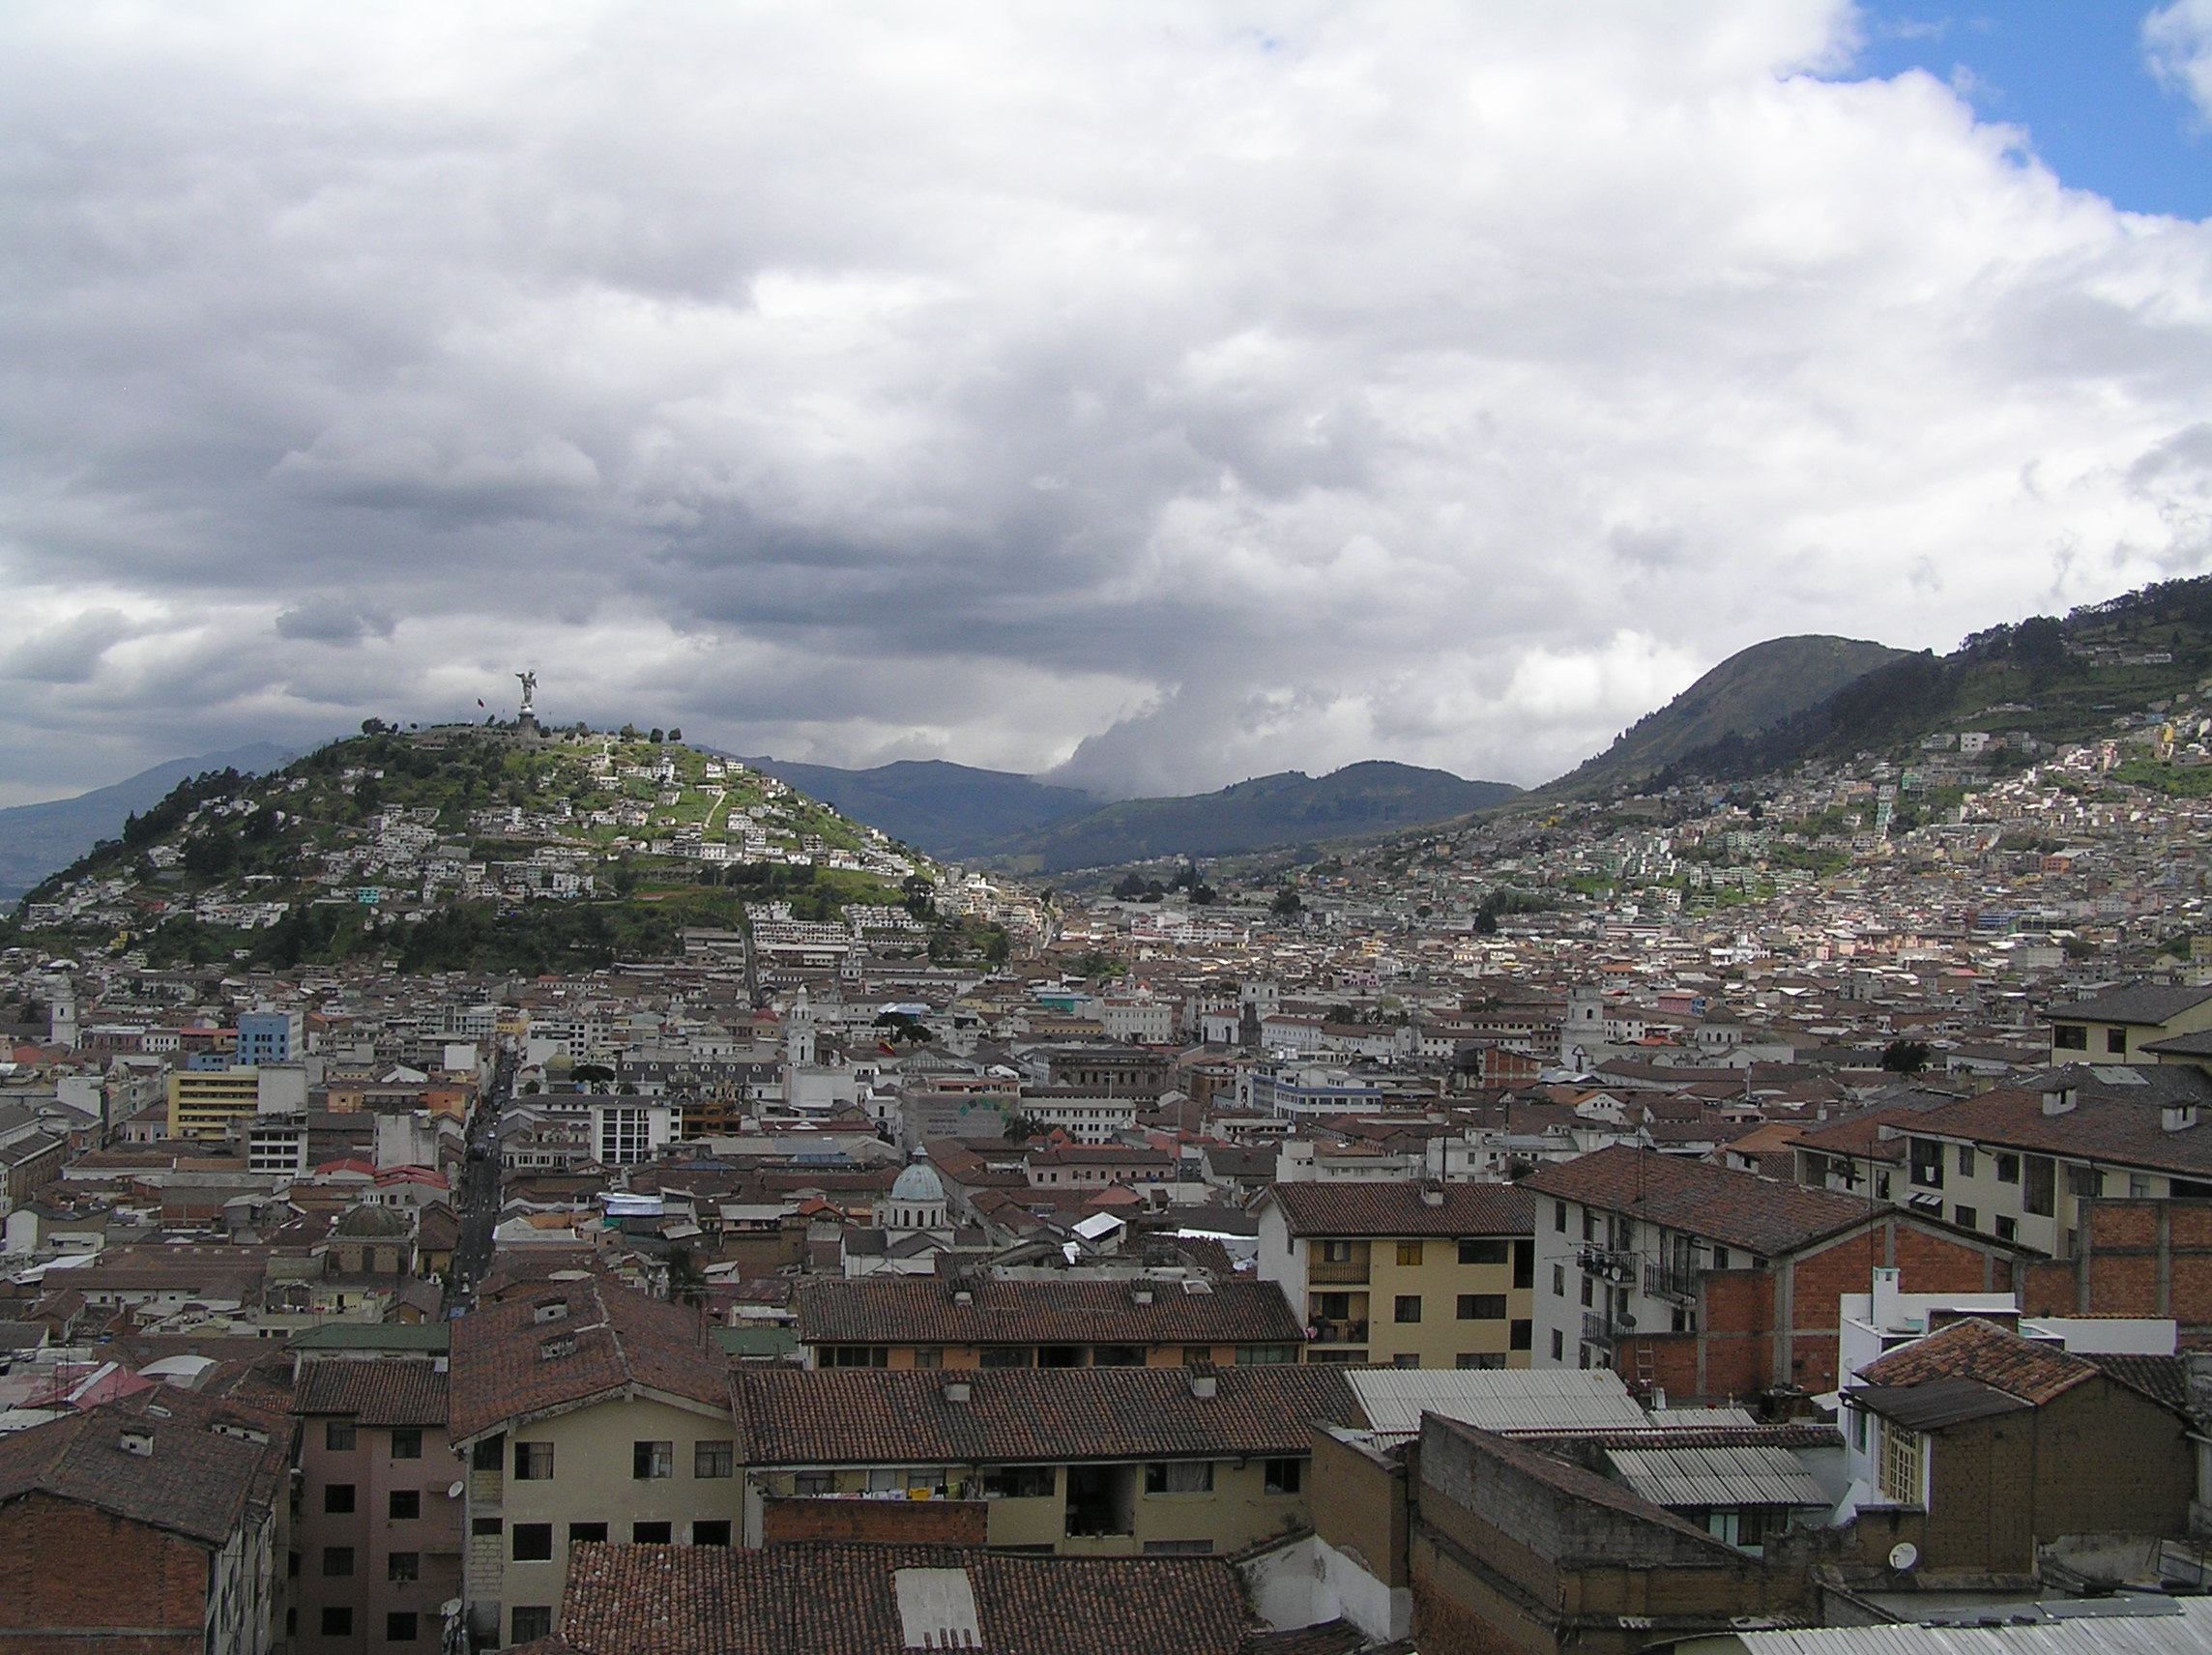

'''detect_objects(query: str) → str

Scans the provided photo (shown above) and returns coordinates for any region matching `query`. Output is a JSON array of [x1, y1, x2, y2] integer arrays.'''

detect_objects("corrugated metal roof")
[[1347, 1368, 1652, 1437], [1648, 1405, 1759, 1429], [1738, 1597, 2211, 1655], [1606, 1443, 1829, 1509]]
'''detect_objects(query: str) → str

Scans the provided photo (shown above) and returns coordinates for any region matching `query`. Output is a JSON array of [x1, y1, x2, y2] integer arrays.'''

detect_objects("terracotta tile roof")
[[1262, 1181, 1534, 1239], [294, 1357, 449, 1427], [556, 1540, 1256, 1655], [1852, 1317, 2098, 1407], [449, 1278, 729, 1442], [730, 1364, 1355, 1466], [1521, 1146, 1874, 1256], [795, 1276, 1301, 1349], [1899, 1086, 2212, 1178], [0, 1393, 289, 1547], [2045, 982, 2212, 1027], [2084, 1351, 2192, 1416]]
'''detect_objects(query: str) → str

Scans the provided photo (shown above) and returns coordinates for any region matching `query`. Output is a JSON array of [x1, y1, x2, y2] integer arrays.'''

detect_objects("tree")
[[1112, 873, 1149, 900], [1473, 907, 1499, 935], [361, 717, 388, 736], [649, 728, 664, 743], [1271, 886, 1303, 918], [1002, 1113, 1040, 1143], [666, 727, 682, 741], [1879, 1038, 1932, 1075], [901, 875, 937, 920]]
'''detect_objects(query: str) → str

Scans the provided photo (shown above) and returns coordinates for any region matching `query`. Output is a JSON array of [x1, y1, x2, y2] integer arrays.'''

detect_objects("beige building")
[[167, 1066, 264, 1139], [449, 1277, 737, 1648], [1254, 1181, 1536, 1368], [730, 1364, 1353, 1556]]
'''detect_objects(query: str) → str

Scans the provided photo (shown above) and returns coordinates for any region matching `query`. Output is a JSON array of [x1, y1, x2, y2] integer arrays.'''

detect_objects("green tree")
[[1879, 1038, 1932, 1075], [1271, 886, 1303, 918]]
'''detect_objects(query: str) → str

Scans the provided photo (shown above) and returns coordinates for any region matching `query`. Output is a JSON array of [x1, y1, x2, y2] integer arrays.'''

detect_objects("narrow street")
[[449, 1046, 510, 1310]]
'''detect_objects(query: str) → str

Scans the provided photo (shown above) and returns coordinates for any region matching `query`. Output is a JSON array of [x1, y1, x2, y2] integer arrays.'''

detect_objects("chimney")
[[952, 1290, 974, 1308], [1130, 1286, 1154, 1306], [1188, 1374, 1217, 1400], [942, 1380, 972, 1405], [1420, 1184, 1445, 1207], [2042, 1088, 2077, 1117], [2167, 1105, 2199, 1133], [117, 1427, 154, 1458]]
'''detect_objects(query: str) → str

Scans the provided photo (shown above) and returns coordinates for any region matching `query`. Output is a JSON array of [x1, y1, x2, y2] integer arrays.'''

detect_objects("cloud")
[[2147, 0, 2212, 121], [0, 1, 2210, 803]]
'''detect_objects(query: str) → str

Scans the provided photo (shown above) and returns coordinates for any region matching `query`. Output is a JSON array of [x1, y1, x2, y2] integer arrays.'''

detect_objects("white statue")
[[516, 671, 537, 715]]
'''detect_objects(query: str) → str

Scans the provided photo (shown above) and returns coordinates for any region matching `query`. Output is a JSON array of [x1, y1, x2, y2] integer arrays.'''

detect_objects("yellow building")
[[1254, 1181, 1537, 1369], [166, 1066, 263, 1141]]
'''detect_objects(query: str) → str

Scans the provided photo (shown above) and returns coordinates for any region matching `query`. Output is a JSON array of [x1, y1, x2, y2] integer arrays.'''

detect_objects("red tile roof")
[[1853, 1317, 2102, 1408], [294, 1357, 449, 1428], [1262, 1181, 1533, 1239], [1521, 1146, 1876, 1256], [795, 1277, 1302, 1348]]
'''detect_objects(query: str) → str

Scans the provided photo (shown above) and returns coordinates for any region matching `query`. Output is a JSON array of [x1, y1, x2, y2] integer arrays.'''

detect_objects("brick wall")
[[0, 1491, 209, 1655], [760, 1497, 987, 1547], [2020, 1200, 2212, 1342]]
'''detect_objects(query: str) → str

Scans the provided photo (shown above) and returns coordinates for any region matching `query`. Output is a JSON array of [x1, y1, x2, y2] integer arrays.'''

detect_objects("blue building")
[[236, 1009, 302, 1065]]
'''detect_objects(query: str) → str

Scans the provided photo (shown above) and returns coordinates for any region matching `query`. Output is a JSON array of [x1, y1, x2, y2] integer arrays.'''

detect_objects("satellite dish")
[[1888, 1542, 1919, 1572], [447, 1481, 465, 1500]]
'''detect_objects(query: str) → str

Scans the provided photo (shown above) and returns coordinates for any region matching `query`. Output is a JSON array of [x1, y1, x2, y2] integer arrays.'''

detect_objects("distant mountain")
[[978, 762, 1523, 874], [1615, 575, 2212, 789], [1544, 636, 1907, 798], [0, 742, 295, 900], [744, 758, 1097, 859]]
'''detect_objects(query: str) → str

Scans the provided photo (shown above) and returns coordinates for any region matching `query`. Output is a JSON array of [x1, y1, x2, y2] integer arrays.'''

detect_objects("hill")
[[7, 726, 946, 973], [978, 761, 1523, 874], [0, 742, 295, 901], [1543, 635, 1906, 799], [1625, 576, 2212, 791], [745, 757, 1097, 859]]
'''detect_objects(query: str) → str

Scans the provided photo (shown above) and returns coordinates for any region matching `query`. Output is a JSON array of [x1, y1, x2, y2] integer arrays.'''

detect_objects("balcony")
[[1309, 1319, 1370, 1345], [1581, 1311, 1617, 1347], [1644, 1261, 1701, 1303], [1308, 1260, 1371, 1285]]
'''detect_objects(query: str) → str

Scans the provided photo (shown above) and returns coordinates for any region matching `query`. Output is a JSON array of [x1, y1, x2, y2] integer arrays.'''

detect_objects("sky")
[[4, 2, 2212, 807]]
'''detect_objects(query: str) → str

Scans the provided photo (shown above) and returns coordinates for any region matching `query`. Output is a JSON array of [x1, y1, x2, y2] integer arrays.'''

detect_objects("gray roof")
[[2044, 982, 2212, 1029], [1345, 1369, 1652, 1439], [1606, 1443, 1829, 1510], [1737, 1595, 2212, 1654]]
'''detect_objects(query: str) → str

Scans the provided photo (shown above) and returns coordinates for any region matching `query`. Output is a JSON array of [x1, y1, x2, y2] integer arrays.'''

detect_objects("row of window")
[[482, 1518, 733, 1559], [320, 1486, 426, 1519], [311, 1609, 422, 1640], [314, 1548, 430, 1580], [324, 1423, 423, 1457], [495, 1439, 734, 1480], [819, 1344, 1300, 1368], [1317, 1238, 1531, 1270], [1389, 1293, 1517, 1323]]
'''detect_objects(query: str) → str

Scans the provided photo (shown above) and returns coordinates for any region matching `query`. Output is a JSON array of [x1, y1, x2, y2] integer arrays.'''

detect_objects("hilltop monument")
[[515, 670, 540, 741]]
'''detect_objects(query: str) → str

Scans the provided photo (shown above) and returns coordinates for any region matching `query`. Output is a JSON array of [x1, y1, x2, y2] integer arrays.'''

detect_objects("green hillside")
[[1543, 635, 1906, 799], [981, 761, 1522, 874], [1633, 576, 2212, 790], [7, 725, 931, 973]]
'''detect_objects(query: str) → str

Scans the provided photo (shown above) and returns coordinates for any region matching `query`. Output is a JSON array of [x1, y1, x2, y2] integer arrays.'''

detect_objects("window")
[[389, 1428, 422, 1460], [2107, 1027, 2128, 1055], [1579, 1274, 1593, 1307], [1394, 1294, 1422, 1323], [289, 1553, 301, 1578], [1552, 1264, 1565, 1297], [1513, 1240, 1534, 1290], [1995, 1153, 2019, 1183], [1393, 1352, 1421, 1369], [1554, 1201, 1568, 1233], [1145, 1462, 1214, 1494], [1713, 1247, 1731, 1269], [914, 1347, 944, 1369], [511, 1524, 554, 1562], [1263, 1459, 1302, 1495], [1954, 1206, 1977, 1231], [510, 1610, 553, 1645], [1459, 1238, 1507, 1265], [1957, 1146, 1975, 1177], [472, 1435, 504, 1471], [568, 1523, 608, 1545], [325, 1421, 356, 1452], [1321, 1240, 1354, 1263], [1397, 1240, 1424, 1266], [323, 1547, 355, 1578], [387, 1613, 419, 1642], [1907, 1138, 1944, 1189], [823, 1346, 888, 1368], [389, 1490, 420, 1521], [1877, 1419, 1923, 1506], [1457, 1293, 1507, 1321], [1509, 1320, 1532, 1350], [631, 1522, 673, 1544], [1144, 1540, 1214, 1554], [471, 1518, 503, 1538], [323, 1484, 356, 1514], [1236, 1344, 1296, 1364], [389, 1553, 419, 1582], [513, 1441, 553, 1480], [633, 1440, 673, 1480], [694, 1440, 734, 1478], [2178, 1179, 2212, 1200], [2131, 1174, 2154, 1199], [2052, 1023, 2088, 1049], [322, 1608, 354, 1638], [1094, 1345, 1145, 1367], [982, 1466, 1056, 1498], [794, 1471, 833, 1495], [978, 1347, 1032, 1368], [1550, 1328, 1564, 1361], [2067, 1164, 2104, 1199], [1457, 1352, 1506, 1370], [692, 1521, 732, 1547], [2024, 1155, 2055, 1216], [1849, 1405, 1867, 1452]]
